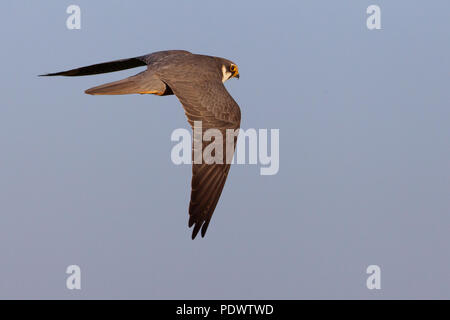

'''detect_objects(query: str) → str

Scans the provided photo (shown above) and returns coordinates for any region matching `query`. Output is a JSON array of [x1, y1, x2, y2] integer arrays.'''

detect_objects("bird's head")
[[220, 59, 240, 83]]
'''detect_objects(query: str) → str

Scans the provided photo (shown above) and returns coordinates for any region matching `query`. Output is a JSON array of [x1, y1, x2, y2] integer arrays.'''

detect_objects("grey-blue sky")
[[0, 1, 449, 298]]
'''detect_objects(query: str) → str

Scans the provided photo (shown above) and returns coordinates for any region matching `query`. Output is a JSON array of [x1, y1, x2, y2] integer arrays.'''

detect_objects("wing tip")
[[189, 219, 210, 240], [38, 71, 73, 77], [191, 223, 202, 240]]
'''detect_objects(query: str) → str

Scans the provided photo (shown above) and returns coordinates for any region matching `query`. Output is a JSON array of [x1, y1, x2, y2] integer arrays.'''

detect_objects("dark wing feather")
[[39, 50, 192, 77], [39, 57, 147, 77], [163, 78, 241, 239]]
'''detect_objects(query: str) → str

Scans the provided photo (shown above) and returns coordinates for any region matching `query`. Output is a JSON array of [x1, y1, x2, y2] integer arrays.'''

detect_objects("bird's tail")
[[84, 71, 168, 95], [39, 55, 168, 95]]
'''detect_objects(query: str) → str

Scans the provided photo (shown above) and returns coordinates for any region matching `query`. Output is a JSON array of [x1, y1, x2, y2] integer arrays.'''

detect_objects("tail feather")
[[85, 71, 167, 96]]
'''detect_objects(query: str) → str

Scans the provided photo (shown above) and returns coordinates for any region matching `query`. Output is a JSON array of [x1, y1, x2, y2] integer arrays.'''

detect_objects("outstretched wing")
[[39, 57, 147, 77], [39, 50, 191, 77], [39, 50, 193, 95], [163, 78, 241, 239]]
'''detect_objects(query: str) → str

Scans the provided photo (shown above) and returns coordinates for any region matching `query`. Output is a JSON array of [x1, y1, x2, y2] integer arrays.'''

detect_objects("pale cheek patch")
[[221, 65, 232, 83]]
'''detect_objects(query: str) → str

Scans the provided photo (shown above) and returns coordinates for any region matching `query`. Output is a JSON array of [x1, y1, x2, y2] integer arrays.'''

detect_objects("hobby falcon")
[[40, 50, 241, 239]]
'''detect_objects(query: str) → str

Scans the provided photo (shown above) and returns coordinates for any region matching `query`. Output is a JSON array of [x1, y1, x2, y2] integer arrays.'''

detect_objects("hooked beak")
[[234, 73, 240, 79]]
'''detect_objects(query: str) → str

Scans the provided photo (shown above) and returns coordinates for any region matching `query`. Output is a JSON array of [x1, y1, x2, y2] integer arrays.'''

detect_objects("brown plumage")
[[40, 50, 241, 239]]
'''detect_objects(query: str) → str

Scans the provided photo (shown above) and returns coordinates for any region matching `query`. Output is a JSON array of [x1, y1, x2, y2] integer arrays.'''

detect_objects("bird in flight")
[[40, 50, 241, 239]]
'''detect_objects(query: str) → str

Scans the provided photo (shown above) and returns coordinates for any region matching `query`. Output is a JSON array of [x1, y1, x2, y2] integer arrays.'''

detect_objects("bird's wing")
[[163, 78, 241, 239], [39, 51, 193, 95], [39, 56, 148, 77], [39, 50, 191, 77]]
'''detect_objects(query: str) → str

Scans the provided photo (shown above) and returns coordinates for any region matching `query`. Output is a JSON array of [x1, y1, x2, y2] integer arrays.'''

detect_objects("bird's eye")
[[230, 65, 237, 72]]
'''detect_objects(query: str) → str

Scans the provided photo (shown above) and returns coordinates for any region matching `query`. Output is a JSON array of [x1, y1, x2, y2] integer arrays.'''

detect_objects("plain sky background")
[[0, 1, 449, 299]]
